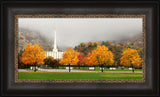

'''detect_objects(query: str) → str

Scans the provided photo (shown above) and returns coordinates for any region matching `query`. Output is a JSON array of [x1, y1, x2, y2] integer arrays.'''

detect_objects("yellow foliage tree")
[[120, 48, 142, 73], [88, 45, 114, 72], [59, 47, 79, 72], [21, 44, 46, 72]]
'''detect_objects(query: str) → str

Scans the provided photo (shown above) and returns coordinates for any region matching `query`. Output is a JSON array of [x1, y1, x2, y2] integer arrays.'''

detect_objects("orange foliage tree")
[[80, 56, 97, 70], [80, 57, 90, 66], [59, 47, 79, 72], [21, 44, 46, 72], [77, 53, 83, 69], [88, 45, 114, 72], [120, 48, 142, 73]]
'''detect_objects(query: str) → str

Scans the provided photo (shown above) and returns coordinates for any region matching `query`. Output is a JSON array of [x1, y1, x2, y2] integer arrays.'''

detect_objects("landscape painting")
[[16, 15, 145, 83]]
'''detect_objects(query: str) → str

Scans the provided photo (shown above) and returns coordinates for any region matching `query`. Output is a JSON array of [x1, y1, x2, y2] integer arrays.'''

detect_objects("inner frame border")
[[14, 14, 146, 83]]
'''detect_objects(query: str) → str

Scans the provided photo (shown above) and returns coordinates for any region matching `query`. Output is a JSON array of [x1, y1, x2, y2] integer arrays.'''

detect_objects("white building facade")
[[45, 28, 64, 59]]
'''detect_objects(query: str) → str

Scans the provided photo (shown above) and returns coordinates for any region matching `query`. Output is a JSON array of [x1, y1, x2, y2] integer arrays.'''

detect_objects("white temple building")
[[45, 27, 64, 59]]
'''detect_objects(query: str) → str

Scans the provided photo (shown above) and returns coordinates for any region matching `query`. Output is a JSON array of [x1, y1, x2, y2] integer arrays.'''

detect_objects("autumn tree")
[[79, 57, 96, 70], [77, 53, 83, 69], [18, 49, 25, 69], [18, 57, 25, 69], [105, 41, 111, 46], [80, 57, 90, 66], [80, 42, 86, 47], [43, 57, 54, 66], [21, 44, 46, 72], [43, 57, 59, 68], [88, 45, 114, 72], [59, 47, 79, 72], [86, 53, 98, 70], [18, 49, 24, 57], [112, 44, 124, 67], [120, 48, 142, 73]]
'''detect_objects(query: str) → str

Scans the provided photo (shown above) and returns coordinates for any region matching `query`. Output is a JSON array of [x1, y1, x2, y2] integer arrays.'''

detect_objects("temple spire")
[[53, 27, 58, 52]]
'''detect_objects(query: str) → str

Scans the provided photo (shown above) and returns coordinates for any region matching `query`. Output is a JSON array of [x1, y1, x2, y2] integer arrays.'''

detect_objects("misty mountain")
[[18, 28, 143, 53], [18, 28, 68, 52], [18, 28, 52, 51], [110, 33, 143, 47]]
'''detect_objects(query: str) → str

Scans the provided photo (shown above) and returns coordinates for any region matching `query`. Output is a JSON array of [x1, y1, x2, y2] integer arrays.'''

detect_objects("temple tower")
[[53, 27, 58, 52]]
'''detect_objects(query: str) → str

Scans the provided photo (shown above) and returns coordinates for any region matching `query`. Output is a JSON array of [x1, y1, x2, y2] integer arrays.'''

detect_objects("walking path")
[[18, 69, 142, 73]]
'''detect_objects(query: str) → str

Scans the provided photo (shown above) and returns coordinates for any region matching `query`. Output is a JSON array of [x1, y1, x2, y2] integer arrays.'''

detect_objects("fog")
[[18, 18, 142, 49]]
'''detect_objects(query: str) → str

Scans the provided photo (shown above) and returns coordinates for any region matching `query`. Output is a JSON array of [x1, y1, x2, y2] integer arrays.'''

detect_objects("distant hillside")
[[111, 34, 144, 48], [18, 28, 53, 52], [18, 28, 144, 53]]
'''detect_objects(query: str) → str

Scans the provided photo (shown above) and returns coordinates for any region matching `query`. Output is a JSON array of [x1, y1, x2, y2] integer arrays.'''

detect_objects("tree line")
[[18, 41, 143, 72], [74, 41, 143, 68]]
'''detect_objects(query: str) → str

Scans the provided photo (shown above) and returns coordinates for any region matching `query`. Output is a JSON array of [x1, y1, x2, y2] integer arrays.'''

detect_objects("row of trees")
[[74, 41, 143, 68], [60, 45, 142, 72], [18, 42, 142, 72]]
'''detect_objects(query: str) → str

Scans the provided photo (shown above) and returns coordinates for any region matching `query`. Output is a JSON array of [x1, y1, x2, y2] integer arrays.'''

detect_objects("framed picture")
[[1, 0, 159, 96], [15, 14, 146, 83]]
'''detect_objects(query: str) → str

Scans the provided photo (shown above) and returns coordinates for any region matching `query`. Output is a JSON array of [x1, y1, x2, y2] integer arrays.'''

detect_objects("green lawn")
[[18, 72, 142, 80]]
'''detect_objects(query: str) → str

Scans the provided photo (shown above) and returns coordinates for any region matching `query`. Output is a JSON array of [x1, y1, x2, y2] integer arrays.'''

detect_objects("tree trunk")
[[94, 65, 95, 71], [101, 65, 103, 72], [69, 64, 71, 72], [79, 65, 80, 69], [34, 64, 36, 72], [132, 68, 134, 73], [131, 64, 134, 73]]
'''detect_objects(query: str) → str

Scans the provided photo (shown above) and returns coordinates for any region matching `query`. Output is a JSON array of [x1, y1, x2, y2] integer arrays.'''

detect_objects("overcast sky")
[[18, 18, 142, 49]]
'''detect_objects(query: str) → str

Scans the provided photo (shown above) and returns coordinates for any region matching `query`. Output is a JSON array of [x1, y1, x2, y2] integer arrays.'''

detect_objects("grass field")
[[18, 72, 142, 79]]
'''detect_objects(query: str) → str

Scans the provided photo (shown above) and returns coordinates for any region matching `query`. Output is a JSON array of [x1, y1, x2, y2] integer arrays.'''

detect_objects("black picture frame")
[[1, 0, 159, 96]]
